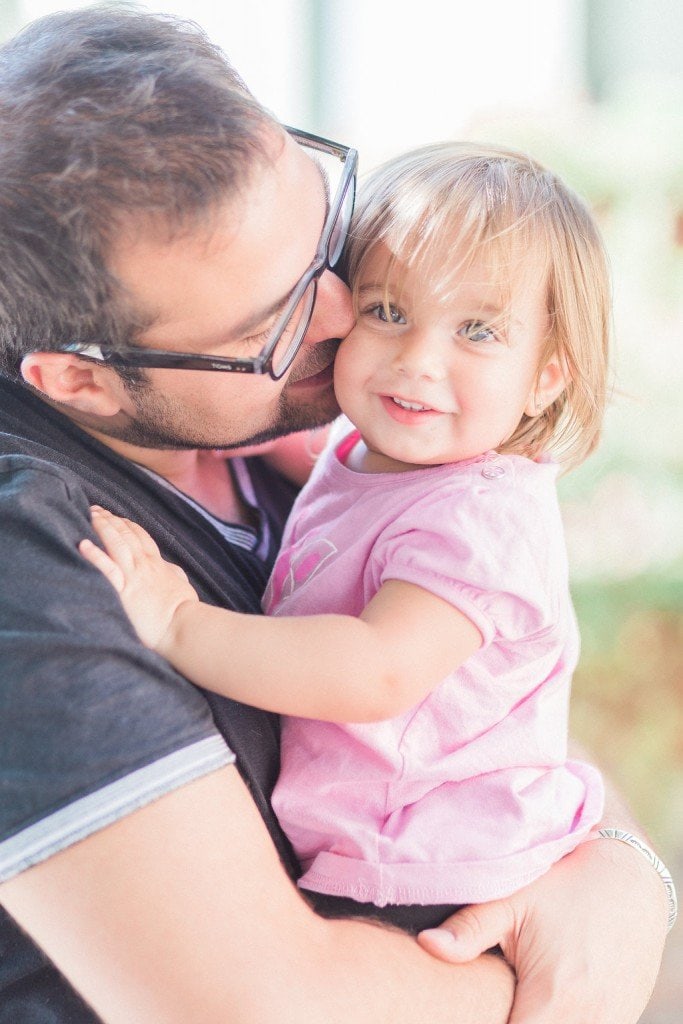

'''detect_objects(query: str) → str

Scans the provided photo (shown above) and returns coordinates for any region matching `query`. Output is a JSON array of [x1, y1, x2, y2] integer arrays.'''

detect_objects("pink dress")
[[264, 427, 604, 906]]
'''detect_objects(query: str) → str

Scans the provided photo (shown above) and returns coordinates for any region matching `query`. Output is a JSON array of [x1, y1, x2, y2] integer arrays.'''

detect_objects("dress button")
[[481, 462, 506, 479]]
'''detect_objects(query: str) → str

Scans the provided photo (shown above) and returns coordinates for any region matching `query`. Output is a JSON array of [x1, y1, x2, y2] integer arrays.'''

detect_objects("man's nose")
[[303, 270, 354, 346]]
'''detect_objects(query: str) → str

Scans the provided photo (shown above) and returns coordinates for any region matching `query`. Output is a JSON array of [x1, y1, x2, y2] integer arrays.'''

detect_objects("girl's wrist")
[[157, 598, 198, 660]]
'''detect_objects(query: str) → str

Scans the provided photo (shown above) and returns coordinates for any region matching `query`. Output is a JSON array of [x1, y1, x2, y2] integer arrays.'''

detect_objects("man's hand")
[[418, 835, 668, 1024], [80, 506, 199, 653]]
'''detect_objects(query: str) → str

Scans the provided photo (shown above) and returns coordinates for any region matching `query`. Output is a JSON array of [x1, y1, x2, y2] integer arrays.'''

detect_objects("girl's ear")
[[20, 352, 125, 417], [524, 354, 568, 418]]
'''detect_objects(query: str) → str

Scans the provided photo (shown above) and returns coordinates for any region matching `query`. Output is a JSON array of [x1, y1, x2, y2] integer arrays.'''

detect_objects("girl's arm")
[[80, 507, 482, 723]]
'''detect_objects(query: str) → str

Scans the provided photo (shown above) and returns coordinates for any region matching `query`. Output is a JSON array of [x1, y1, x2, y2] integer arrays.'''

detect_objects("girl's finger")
[[91, 507, 162, 558], [121, 517, 163, 557], [79, 538, 126, 593], [89, 508, 144, 569]]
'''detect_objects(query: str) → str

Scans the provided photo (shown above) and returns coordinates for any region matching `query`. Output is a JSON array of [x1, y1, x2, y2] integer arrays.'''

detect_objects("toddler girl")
[[81, 142, 608, 934]]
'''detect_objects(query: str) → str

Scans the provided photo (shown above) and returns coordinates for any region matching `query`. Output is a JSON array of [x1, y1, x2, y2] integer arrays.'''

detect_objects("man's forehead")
[[111, 127, 328, 252], [105, 127, 329, 349], [261, 124, 332, 213]]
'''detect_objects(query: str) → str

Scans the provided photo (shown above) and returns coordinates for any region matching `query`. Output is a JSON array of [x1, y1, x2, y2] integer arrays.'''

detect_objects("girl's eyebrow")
[[470, 303, 506, 319], [357, 284, 504, 312], [356, 283, 387, 296]]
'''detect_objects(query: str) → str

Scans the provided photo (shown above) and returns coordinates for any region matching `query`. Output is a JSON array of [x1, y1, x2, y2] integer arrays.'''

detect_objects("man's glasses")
[[55, 127, 358, 381]]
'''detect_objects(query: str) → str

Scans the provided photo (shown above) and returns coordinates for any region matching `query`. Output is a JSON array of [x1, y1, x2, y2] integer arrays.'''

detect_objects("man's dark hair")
[[0, 3, 277, 378]]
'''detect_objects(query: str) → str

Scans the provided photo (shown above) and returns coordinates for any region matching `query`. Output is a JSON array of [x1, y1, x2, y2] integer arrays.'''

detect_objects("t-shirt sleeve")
[[0, 455, 234, 883], [370, 469, 563, 646]]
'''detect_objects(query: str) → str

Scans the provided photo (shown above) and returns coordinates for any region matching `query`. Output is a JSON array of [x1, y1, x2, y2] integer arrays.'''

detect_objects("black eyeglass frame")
[[52, 127, 358, 381]]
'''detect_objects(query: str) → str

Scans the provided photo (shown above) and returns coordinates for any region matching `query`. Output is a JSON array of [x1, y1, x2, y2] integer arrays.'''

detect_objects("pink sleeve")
[[369, 472, 565, 647]]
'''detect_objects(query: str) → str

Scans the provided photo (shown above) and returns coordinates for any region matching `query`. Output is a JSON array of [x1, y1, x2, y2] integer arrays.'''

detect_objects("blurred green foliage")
[[570, 571, 683, 852]]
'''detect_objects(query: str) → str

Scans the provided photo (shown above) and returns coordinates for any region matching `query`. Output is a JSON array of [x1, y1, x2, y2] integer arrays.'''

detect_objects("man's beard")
[[100, 339, 341, 451]]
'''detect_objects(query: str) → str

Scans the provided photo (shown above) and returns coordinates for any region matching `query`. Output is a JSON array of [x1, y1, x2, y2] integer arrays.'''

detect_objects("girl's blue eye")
[[459, 321, 497, 343], [367, 303, 405, 324]]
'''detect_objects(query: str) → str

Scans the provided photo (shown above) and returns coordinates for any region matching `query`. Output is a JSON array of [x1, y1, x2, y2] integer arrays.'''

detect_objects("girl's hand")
[[79, 506, 199, 654]]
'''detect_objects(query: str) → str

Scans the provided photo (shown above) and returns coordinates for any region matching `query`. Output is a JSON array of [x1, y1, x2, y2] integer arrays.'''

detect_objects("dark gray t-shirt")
[[0, 376, 299, 1021]]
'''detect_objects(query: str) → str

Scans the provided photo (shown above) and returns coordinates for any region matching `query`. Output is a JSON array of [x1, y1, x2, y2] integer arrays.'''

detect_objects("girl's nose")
[[391, 328, 446, 381]]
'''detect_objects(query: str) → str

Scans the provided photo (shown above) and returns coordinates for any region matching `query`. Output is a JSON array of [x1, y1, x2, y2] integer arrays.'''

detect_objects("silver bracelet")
[[595, 828, 678, 932]]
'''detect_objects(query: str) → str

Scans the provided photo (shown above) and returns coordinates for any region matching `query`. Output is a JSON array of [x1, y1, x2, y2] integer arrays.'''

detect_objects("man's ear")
[[524, 354, 568, 418], [20, 352, 125, 417]]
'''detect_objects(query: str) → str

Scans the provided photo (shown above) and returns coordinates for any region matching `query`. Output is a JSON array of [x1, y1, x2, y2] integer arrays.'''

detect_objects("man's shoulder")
[[0, 444, 93, 556], [0, 442, 83, 491]]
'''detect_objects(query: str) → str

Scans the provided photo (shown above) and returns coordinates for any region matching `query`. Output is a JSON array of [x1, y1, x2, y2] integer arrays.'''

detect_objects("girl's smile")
[[380, 394, 447, 422], [333, 242, 565, 474]]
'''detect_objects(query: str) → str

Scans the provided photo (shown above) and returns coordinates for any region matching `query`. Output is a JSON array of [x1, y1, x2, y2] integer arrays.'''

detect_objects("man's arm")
[[1, 765, 514, 1024], [419, 743, 670, 1024]]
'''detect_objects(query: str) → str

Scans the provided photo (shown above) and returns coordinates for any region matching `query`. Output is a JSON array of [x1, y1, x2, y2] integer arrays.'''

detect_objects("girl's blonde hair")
[[343, 142, 611, 470]]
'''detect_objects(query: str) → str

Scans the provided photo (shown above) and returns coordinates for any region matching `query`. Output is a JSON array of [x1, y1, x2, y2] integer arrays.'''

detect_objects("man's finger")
[[417, 899, 516, 964]]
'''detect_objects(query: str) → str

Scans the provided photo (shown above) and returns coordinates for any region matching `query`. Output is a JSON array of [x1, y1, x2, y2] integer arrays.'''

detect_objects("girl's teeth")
[[393, 397, 428, 411]]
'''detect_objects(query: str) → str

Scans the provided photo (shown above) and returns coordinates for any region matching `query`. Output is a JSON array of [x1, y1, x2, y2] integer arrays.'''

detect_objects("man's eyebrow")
[[223, 289, 295, 344]]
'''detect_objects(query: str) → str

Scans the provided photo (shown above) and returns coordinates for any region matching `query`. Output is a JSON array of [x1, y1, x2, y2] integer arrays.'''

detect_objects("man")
[[0, 7, 671, 1023]]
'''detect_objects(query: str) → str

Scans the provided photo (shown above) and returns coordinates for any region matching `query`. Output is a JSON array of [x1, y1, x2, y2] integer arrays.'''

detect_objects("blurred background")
[[1, 0, 681, 1018]]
